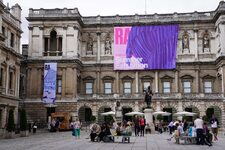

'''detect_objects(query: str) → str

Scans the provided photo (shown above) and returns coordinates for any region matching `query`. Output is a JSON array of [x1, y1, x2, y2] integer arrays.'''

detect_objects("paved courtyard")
[[0, 130, 224, 150]]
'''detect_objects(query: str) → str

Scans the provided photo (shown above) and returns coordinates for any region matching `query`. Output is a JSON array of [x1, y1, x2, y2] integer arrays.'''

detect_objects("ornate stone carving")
[[104, 37, 112, 55], [182, 31, 190, 53], [203, 31, 210, 52]]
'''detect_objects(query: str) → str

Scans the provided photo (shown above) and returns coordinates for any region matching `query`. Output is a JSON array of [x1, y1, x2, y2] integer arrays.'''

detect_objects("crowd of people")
[[167, 114, 220, 147]]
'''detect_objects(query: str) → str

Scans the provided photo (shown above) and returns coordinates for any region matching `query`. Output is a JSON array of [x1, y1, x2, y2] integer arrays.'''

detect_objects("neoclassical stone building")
[[24, 1, 225, 128], [0, 0, 23, 137]]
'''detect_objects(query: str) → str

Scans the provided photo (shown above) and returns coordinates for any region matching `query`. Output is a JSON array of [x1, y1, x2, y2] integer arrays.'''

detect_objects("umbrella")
[[125, 111, 144, 116], [174, 111, 196, 117], [101, 111, 115, 116], [153, 111, 171, 116]]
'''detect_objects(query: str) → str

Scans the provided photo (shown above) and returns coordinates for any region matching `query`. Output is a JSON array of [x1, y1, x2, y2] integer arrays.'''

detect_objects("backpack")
[[140, 118, 145, 126]]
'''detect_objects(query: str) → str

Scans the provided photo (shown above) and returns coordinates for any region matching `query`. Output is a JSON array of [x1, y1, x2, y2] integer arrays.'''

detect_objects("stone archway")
[[184, 106, 200, 122], [206, 106, 222, 124], [78, 105, 93, 125], [122, 106, 133, 122], [97, 105, 112, 124], [162, 107, 177, 123]]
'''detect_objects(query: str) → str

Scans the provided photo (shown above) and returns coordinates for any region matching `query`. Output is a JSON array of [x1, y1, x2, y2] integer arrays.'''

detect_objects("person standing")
[[194, 116, 204, 145], [73, 118, 81, 139], [133, 115, 140, 136], [209, 114, 219, 141], [139, 116, 146, 136], [32, 121, 37, 133]]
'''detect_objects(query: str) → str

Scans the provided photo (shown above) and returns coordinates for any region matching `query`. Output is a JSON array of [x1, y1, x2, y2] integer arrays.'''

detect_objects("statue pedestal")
[[144, 108, 155, 133]]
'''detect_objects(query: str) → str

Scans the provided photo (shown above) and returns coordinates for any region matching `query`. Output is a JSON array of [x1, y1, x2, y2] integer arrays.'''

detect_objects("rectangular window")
[[124, 82, 131, 94], [163, 82, 170, 93], [44, 38, 49, 52], [183, 81, 191, 93], [57, 78, 62, 94], [204, 81, 212, 93], [143, 82, 150, 91], [9, 71, 13, 89], [58, 37, 62, 51], [0, 68, 3, 86], [10, 33, 14, 47], [85, 83, 93, 94], [104, 82, 112, 94]]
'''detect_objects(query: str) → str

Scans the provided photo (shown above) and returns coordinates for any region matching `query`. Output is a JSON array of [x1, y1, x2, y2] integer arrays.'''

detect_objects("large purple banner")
[[114, 25, 179, 70]]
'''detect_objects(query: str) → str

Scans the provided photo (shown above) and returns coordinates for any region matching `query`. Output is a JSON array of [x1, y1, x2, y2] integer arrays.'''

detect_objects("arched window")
[[44, 30, 62, 56], [50, 30, 57, 52]]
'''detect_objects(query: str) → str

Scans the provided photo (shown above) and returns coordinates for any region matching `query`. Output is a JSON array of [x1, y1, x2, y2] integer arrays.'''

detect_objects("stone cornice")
[[26, 2, 225, 27]]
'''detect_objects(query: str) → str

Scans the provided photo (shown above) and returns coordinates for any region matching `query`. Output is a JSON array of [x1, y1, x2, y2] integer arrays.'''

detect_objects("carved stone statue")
[[144, 86, 153, 108], [203, 33, 210, 52], [182, 34, 189, 52], [105, 38, 112, 55], [86, 37, 93, 55]]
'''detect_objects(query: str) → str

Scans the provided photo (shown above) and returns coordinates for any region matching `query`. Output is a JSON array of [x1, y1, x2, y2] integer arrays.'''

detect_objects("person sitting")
[[116, 122, 122, 136], [90, 123, 101, 142], [122, 123, 132, 136]]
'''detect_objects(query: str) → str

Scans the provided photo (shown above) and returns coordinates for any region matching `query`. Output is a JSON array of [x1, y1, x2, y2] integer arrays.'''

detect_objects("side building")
[[0, 0, 23, 137], [24, 1, 225, 128]]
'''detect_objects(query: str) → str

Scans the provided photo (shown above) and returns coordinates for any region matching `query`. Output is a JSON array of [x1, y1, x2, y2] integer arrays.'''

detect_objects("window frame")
[[204, 81, 212, 94], [104, 82, 112, 94], [163, 81, 171, 93], [183, 81, 191, 93], [85, 82, 93, 94], [123, 81, 131, 94]]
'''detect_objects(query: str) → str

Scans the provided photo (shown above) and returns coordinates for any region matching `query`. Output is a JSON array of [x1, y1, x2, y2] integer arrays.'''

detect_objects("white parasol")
[[153, 111, 171, 116], [174, 111, 196, 117], [125, 111, 144, 116], [101, 111, 116, 116]]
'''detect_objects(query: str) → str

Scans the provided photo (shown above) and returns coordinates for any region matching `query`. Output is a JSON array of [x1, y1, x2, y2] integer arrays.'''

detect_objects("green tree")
[[156, 114, 163, 121], [7, 109, 15, 132], [20, 108, 28, 131]]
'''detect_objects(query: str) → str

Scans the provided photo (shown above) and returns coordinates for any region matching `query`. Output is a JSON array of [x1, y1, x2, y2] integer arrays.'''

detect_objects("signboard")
[[114, 25, 179, 70], [43, 63, 57, 104]]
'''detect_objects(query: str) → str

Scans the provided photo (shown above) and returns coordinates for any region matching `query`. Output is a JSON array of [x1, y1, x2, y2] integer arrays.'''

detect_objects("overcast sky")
[[3, 0, 223, 45]]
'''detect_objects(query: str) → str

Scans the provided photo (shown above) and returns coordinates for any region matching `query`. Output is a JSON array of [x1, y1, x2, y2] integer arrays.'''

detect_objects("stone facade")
[[0, 0, 22, 137], [24, 1, 225, 128]]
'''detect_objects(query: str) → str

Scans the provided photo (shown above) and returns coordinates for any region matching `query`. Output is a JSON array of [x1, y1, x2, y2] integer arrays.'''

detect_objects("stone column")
[[28, 26, 33, 57], [97, 32, 101, 63], [37, 68, 42, 96], [62, 26, 67, 57], [73, 68, 77, 97], [96, 71, 100, 94], [194, 29, 198, 60], [116, 71, 119, 94], [1, 106, 7, 129], [5, 64, 9, 94], [26, 68, 31, 96], [155, 71, 159, 93], [39, 26, 44, 56], [219, 23, 225, 55], [73, 27, 79, 57], [62, 68, 66, 97], [195, 68, 199, 93], [15, 66, 20, 97], [135, 71, 139, 93], [221, 66, 225, 96], [175, 70, 179, 93]]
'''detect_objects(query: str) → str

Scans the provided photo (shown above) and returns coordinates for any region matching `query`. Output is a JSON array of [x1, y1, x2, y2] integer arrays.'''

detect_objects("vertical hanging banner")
[[43, 63, 57, 104], [114, 25, 179, 70]]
